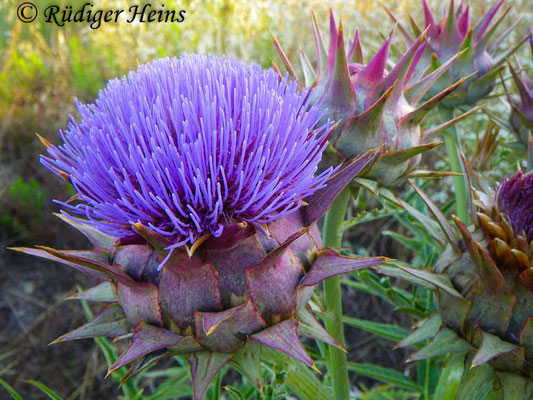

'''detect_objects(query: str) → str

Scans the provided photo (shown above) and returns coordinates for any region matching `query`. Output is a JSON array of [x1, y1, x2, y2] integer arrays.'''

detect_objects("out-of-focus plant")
[[274, 11, 480, 187], [386, 0, 527, 224], [506, 28, 533, 147], [470, 123, 501, 170], [0, 177, 47, 240]]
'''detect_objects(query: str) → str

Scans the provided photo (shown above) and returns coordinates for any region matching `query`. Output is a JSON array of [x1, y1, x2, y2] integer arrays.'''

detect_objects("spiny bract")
[[386, 0, 526, 109], [274, 11, 477, 186], [383, 164, 533, 398], [16, 54, 387, 400]]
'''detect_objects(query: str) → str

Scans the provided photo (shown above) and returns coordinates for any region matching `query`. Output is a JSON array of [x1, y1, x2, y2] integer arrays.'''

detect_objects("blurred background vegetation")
[[0, 0, 531, 398]]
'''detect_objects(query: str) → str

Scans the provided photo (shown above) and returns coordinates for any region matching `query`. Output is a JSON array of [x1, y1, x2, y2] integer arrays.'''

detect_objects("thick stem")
[[439, 106, 469, 224], [322, 187, 351, 400]]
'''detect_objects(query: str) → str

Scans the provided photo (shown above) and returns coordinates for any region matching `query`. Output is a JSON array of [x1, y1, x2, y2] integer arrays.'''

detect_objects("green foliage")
[[0, 177, 47, 238]]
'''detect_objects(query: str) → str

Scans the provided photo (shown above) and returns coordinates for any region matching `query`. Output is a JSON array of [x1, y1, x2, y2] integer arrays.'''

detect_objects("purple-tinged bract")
[[42, 54, 332, 248], [274, 11, 476, 186], [387, 0, 525, 108], [20, 54, 387, 400]]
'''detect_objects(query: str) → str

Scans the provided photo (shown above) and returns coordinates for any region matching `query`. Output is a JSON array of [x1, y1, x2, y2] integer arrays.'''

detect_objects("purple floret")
[[42, 54, 333, 248], [497, 171, 533, 242]]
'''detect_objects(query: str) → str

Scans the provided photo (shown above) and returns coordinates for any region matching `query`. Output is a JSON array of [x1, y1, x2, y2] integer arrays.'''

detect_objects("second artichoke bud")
[[274, 11, 474, 186], [386, 0, 525, 109]]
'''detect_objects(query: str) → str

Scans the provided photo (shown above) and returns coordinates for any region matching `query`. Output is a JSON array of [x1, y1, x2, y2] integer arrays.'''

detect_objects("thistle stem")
[[322, 187, 351, 400], [439, 106, 469, 224]]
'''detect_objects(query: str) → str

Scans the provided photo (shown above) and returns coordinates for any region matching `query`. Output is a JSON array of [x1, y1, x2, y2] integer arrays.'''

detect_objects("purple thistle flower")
[[42, 54, 333, 248], [20, 54, 388, 399], [497, 171, 533, 242]]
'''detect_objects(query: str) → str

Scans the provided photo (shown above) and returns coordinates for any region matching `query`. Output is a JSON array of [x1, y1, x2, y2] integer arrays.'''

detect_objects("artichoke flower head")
[[14, 54, 387, 400]]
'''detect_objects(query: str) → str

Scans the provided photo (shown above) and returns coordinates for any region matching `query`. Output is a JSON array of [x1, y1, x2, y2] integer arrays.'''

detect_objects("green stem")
[[438, 106, 469, 224], [322, 187, 351, 400]]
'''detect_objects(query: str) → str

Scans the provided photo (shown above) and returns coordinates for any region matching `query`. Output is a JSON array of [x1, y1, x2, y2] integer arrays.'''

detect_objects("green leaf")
[[261, 348, 331, 400], [342, 316, 409, 343], [382, 231, 423, 252], [456, 361, 494, 400], [223, 386, 245, 400], [398, 314, 442, 348], [392, 264, 462, 298], [347, 363, 422, 392], [409, 327, 472, 361], [374, 264, 434, 290], [232, 342, 262, 388], [0, 379, 22, 400], [26, 381, 63, 400], [210, 368, 223, 400], [433, 353, 466, 400], [342, 207, 395, 230], [496, 372, 533, 400], [144, 370, 191, 400], [409, 180, 460, 249]]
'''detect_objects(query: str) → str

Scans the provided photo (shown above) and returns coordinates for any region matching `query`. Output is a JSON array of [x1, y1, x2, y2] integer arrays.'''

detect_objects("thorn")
[[48, 338, 61, 346], [271, 31, 298, 80], [186, 234, 210, 257], [310, 361, 322, 374], [35, 132, 52, 149]]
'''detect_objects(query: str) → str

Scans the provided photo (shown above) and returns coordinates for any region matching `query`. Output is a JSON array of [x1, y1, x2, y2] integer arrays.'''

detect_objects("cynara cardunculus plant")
[[508, 28, 533, 147], [273, 12, 478, 186], [386, 0, 525, 109], [13, 54, 387, 400], [380, 164, 533, 396]]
